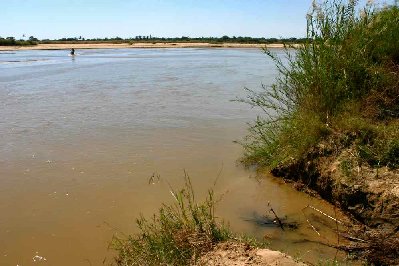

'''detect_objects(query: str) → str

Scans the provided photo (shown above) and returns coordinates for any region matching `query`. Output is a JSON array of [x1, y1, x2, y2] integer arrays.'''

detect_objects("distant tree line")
[[42, 35, 308, 44], [1, 35, 308, 45], [0, 36, 38, 46]]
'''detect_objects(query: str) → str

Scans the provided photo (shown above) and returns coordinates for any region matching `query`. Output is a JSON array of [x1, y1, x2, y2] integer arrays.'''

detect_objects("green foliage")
[[340, 159, 353, 177], [240, 0, 399, 168], [355, 121, 399, 169], [332, 108, 399, 169], [111, 174, 230, 266], [0, 36, 38, 46], [238, 110, 330, 167], [383, 139, 399, 168]]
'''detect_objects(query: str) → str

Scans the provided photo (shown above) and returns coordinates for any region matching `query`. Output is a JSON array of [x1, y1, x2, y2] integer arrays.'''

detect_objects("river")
[[0, 48, 346, 265]]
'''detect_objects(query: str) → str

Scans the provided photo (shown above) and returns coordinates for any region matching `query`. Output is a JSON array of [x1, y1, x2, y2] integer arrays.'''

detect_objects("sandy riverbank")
[[198, 242, 306, 266], [0, 42, 288, 51]]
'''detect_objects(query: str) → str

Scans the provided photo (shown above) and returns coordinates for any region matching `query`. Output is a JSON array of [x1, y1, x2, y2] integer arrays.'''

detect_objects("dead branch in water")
[[304, 205, 345, 225], [301, 205, 398, 265], [267, 202, 284, 231], [302, 209, 321, 236], [338, 232, 366, 243]]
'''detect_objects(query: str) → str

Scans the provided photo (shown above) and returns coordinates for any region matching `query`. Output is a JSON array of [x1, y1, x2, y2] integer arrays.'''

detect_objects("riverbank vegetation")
[[241, 0, 398, 169], [111, 175, 241, 265], [240, 0, 399, 264]]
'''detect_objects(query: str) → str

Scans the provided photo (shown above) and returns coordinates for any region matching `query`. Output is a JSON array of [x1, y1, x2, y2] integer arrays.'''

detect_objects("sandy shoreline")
[[0, 42, 288, 51]]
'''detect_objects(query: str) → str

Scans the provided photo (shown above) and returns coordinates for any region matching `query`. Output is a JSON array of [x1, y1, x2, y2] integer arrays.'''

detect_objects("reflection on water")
[[0, 48, 346, 265]]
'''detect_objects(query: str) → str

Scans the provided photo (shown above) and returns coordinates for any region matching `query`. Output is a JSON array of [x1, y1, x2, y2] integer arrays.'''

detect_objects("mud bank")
[[270, 132, 399, 264], [271, 132, 399, 229]]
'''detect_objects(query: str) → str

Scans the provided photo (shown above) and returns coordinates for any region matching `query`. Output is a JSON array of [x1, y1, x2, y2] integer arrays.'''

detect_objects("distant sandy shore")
[[0, 42, 289, 51]]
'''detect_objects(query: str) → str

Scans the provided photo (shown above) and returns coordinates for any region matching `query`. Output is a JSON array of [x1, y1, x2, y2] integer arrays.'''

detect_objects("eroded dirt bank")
[[271, 132, 399, 265]]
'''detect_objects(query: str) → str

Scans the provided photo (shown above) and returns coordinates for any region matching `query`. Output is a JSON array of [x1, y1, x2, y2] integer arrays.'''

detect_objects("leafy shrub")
[[240, 0, 399, 168]]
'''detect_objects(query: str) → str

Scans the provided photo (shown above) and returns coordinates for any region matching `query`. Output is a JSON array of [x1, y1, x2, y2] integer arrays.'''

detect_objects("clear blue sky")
[[0, 0, 392, 40]]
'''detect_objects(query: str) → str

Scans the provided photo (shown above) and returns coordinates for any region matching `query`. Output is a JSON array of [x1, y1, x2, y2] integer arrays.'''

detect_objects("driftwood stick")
[[338, 232, 367, 243], [268, 202, 284, 231], [305, 205, 345, 225], [302, 210, 321, 236]]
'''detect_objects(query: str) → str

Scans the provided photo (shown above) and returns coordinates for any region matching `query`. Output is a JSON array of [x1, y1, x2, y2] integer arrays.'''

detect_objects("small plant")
[[340, 159, 353, 177], [111, 173, 230, 265], [383, 139, 399, 169]]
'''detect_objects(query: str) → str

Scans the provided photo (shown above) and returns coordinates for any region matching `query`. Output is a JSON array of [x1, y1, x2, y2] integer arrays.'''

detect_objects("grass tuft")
[[111, 173, 231, 266]]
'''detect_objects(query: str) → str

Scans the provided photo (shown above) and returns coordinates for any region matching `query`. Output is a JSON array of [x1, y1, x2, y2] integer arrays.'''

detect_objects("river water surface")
[[1, 48, 347, 265]]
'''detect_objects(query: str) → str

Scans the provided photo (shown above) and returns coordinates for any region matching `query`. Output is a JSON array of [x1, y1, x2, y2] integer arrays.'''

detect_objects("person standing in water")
[[70, 48, 75, 55]]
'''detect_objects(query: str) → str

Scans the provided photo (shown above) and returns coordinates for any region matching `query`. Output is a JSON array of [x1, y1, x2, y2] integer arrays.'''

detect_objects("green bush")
[[240, 0, 399, 168]]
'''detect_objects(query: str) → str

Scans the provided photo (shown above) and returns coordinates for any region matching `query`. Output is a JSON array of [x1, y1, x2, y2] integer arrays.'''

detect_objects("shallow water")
[[0, 48, 347, 265]]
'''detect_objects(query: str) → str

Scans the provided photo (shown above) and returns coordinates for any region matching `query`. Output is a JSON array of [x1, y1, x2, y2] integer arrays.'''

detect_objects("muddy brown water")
[[1, 48, 348, 265]]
